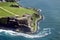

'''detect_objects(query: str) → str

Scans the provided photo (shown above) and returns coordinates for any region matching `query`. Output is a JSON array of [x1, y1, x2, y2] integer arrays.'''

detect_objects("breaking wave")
[[0, 27, 51, 38]]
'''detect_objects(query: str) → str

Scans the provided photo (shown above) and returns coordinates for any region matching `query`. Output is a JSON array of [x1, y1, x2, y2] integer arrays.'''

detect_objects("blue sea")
[[0, 0, 60, 40]]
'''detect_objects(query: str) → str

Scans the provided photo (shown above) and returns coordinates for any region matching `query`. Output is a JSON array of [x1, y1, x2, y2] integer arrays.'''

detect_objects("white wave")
[[0, 28, 51, 38], [42, 15, 45, 21], [38, 9, 42, 12]]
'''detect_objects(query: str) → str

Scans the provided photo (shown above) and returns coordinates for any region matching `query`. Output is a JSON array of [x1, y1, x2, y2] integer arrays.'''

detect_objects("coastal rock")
[[0, 16, 32, 33]]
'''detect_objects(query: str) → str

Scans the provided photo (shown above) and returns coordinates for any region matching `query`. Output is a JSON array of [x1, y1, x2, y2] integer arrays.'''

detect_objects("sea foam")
[[0, 28, 51, 38]]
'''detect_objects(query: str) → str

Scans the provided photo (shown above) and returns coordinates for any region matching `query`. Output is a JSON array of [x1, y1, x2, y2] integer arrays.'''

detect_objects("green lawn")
[[0, 2, 35, 17]]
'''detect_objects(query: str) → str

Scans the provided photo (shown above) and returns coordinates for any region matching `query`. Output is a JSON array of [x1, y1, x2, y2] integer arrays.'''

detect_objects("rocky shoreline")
[[0, 1, 43, 34], [31, 9, 43, 34]]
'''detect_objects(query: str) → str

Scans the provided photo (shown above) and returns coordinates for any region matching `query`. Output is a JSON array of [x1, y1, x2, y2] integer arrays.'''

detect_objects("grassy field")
[[0, 2, 36, 17]]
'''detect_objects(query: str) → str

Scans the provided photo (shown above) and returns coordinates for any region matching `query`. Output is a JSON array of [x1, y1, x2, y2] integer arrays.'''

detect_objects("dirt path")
[[0, 7, 19, 16]]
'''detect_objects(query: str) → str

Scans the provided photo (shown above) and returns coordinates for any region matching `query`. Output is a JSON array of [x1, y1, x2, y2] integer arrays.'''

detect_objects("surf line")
[[0, 7, 19, 16]]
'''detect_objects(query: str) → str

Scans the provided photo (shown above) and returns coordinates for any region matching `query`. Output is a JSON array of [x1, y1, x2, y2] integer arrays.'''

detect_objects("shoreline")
[[30, 9, 43, 34]]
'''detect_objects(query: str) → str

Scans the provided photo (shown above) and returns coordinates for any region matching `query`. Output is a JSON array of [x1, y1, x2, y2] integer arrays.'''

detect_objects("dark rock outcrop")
[[0, 17, 31, 33]]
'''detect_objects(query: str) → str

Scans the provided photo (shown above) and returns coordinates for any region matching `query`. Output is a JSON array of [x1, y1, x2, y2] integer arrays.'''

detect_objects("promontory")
[[0, 0, 42, 34]]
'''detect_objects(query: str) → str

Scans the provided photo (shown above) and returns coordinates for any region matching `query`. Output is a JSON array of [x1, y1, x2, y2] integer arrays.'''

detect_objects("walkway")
[[0, 7, 19, 16]]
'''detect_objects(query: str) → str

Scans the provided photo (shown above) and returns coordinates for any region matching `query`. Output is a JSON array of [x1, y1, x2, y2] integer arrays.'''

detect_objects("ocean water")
[[0, 0, 60, 40]]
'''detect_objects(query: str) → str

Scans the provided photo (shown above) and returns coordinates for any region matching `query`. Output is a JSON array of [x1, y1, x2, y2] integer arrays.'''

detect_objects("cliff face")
[[0, 16, 31, 33]]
